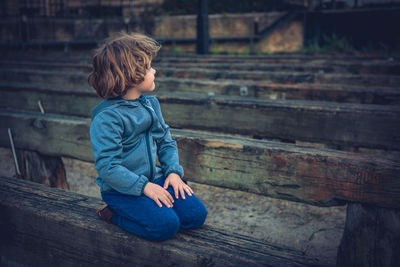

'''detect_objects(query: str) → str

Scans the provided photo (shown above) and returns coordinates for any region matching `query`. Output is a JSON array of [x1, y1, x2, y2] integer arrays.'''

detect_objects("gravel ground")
[[0, 147, 346, 266]]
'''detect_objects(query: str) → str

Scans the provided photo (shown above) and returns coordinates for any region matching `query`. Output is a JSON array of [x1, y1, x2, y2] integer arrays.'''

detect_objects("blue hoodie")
[[90, 94, 184, 196]]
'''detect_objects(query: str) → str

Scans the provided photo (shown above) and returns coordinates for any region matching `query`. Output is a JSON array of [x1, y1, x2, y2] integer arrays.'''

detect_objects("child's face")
[[136, 66, 156, 93]]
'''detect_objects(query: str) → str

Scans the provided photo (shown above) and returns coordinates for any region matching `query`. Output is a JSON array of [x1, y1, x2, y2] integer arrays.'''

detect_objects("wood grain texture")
[[2, 53, 399, 71], [1, 66, 399, 87], [0, 176, 321, 267], [15, 149, 69, 190], [1, 85, 399, 150], [174, 129, 400, 209], [2, 74, 400, 105], [336, 203, 400, 267], [156, 93, 400, 150], [1, 109, 399, 208], [2, 59, 400, 75], [0, 109, 92, 160], [152, 54, 400, 65], [157, 68, 400, 86]]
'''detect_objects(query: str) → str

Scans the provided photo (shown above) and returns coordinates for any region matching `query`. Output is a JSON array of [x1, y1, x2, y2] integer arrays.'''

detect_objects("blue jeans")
[[101, 178, 208, 241]]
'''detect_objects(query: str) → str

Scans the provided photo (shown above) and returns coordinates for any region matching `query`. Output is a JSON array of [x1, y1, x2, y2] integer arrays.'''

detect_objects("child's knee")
[[147, 213, 180, 240], [181, 204, 208, 229], [194, 205, 208, 228]]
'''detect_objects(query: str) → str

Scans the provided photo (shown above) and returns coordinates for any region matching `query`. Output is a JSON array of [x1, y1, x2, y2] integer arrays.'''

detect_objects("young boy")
[[89, 33, 208, 241]]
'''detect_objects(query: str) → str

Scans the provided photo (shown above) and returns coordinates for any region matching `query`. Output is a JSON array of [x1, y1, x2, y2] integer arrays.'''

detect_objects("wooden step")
[[2, 50, 397, 64], [1, 72, 399, 105], [156, 79, 400, 105], [0, 65, 400, 87], [1, 85, 399, 150], [156, 68, 400, 86], [0, 176, 321, 267], [1, 59, 399, 75], [1, 109, 399, 208], [156, 61, 400, 75], [156, 53, 399, 62]]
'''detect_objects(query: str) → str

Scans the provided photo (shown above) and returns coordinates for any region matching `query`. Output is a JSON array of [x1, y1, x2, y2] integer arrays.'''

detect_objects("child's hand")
[[143, 182, 174, 208], [163, 173, 193, 200]]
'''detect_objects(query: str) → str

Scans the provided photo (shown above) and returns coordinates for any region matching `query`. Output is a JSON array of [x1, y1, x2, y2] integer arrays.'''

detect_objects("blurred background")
[[1, 0, 400, 54]]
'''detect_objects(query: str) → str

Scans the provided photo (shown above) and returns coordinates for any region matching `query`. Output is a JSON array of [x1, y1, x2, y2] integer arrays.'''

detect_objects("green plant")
[[169, 42, 185, 54], [322, 33, 354, 52], [300, 33, 354, 54], [236, 47, 250, 55], [210, 41, 220, 55], [300, 38, 325, 54]]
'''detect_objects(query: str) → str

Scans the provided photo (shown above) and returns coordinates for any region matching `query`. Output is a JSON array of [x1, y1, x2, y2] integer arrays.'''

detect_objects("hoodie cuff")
[[140, 179, 150, 196], [164, 168, 184, 179]]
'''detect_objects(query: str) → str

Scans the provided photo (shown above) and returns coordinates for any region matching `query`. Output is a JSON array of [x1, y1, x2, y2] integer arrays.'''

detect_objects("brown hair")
[[88, 32, 161, 98]]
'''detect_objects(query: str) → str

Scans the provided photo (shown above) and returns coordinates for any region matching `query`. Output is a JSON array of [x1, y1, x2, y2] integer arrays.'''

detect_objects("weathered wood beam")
[[0, 176, 320, 267], [0, 83, 99, 116], [0, 109, 92, 160], [174, 129, 400, 209], [336, 203, 400, 266], [2, 58, 399, 75], [3, 72, 400, 105], [15, 149, 69, 190], [1, 66, 399, 87], [153, 54, 399, 64], [156, 61, 400, 76], [1, 51, 396, 64], [1, 85, 399, 150], [1, 109, 399, 208], [156, 93, 400, 150], [156, 68, 400, 86], [155, 79, 400, 105]]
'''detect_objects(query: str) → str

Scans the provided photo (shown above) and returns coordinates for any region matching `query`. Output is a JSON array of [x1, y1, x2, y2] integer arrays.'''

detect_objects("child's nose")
[[152, 68, 156, 75]]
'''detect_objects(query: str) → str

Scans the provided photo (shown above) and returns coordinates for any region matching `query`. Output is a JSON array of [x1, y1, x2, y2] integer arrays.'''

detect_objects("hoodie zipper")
[[140, 100, 155, 181]]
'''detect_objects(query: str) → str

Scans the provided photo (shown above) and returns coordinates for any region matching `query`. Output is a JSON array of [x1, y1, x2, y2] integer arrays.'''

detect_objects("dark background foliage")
[[157, 0, 304, 15]]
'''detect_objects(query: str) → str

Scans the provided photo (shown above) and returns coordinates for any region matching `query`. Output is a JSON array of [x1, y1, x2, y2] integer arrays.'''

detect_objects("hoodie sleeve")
[[150, 97, 184, 179], [90, 109, 149, 196]]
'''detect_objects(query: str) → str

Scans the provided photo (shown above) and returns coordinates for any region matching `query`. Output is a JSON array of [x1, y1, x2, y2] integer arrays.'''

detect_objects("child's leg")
[[155, 179, 208, 229], [101, 190, 180, 241]]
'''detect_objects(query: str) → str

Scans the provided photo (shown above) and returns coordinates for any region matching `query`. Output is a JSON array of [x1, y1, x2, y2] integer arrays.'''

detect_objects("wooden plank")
[[174, 129, 400, 209], [1, 65, 399, 87], [2, 71, 400, 105], [1, 85, 399, 150], [155, 94, 400, 150], [0, 176, 321, 267], [1, 59, 399, 75], [0, 69, 88, 87], [157, 61, 400, 75], [0, 82, 100, 116], [156, 68, 400, 86], [2, 51, 396, 64], [0, 109, 93, 161], [336, 203, 400, 266], [154, 54, 400, 63], [15, 149, 69, 190], [155, 79, 400, 105], [1, 109, 399, 208]]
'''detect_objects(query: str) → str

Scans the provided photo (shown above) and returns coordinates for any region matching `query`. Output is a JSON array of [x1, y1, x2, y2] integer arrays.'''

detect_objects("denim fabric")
[[101, 178, 208, 241], [90, 95, 184, 196]]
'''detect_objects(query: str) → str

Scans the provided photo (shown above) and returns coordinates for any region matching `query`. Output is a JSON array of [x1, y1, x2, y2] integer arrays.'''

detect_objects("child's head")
[[88, 32, 161, 99]]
